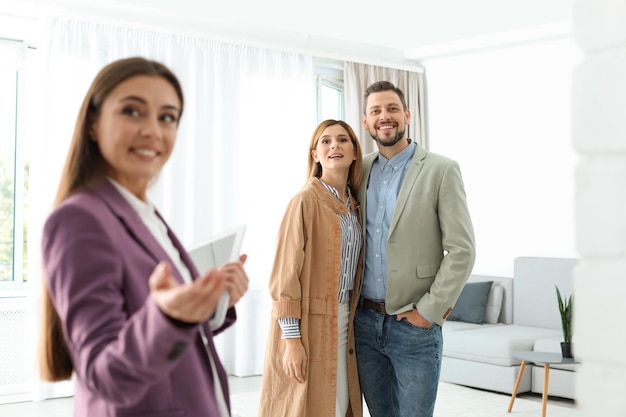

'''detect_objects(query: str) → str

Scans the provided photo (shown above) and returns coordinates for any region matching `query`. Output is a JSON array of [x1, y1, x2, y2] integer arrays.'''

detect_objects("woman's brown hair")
[[38, 57, 185, 381], [306, 119, 363, 197]]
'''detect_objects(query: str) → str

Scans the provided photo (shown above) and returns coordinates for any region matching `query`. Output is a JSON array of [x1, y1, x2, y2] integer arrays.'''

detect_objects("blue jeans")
[[354, 306, 442, 417]]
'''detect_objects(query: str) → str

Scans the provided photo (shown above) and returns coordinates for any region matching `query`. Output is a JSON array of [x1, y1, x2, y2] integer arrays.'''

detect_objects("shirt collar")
[[317, 178, 352, 207], [107, 178, 156, 218], [375, 140, 416, 169]]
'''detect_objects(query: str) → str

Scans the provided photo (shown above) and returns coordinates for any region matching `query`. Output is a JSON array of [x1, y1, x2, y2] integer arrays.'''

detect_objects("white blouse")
[[108, 179, 230, 417]]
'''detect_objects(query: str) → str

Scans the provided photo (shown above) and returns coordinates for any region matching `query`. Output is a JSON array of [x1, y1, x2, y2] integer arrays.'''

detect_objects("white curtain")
[[28, 15, 316, 399], [343, 61, 427, 153]]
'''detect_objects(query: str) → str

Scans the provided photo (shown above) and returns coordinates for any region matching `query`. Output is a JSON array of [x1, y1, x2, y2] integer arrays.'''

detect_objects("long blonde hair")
[[306, 119, 363, 196], [38, 57, 184, 381]]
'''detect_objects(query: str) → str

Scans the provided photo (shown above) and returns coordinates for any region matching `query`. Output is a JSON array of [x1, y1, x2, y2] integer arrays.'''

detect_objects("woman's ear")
[[311, 149, 319, 162], [88, 118, 98, 141]]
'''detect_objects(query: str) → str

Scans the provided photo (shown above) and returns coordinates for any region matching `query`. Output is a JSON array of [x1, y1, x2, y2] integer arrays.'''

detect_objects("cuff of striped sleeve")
[[278, 317, 301, 339]]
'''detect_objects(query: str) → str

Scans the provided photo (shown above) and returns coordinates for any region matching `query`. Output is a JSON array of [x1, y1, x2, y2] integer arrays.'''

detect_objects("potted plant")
[[555, 285, 573, 358]]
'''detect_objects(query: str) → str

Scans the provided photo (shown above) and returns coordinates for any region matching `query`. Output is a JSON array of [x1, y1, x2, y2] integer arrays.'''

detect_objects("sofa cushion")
[[448, 281, 493, 324], [441, 356, 532, 395], [467, 275, 513, 324], [443, 321, 495, 332], [484, 284, 504, 324], [443, 324, 562, 366]]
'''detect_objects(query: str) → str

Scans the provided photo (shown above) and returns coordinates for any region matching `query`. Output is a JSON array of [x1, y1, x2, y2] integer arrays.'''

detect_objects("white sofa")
[[440, 257, 578, 399]]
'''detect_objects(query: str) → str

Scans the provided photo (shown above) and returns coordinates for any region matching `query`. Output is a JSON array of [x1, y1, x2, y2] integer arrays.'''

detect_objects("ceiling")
[[3, 0, 574, 66]]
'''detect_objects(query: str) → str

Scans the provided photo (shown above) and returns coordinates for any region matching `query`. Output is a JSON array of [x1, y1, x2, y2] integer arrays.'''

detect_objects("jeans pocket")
[[401, 317, 434, 331]]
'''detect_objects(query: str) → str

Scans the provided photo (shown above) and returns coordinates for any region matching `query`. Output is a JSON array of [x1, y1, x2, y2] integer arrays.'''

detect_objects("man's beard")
[[370, 129, 405, 147]]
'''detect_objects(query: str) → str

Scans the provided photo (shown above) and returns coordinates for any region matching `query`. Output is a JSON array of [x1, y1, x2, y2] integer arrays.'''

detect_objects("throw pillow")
[[484, 284, 504, 324], [448, 281, 494, 324]]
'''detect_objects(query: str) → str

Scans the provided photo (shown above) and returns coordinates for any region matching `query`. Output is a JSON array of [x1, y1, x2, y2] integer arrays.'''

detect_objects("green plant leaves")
[[555, 285, 573, 344]]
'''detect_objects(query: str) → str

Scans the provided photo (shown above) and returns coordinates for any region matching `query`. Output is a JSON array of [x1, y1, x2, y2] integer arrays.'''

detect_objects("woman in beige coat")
[[259, 120, 364, 417]]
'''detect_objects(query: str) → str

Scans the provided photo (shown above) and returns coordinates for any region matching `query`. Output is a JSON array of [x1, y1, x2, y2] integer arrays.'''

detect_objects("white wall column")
[[572, 0, 626, 414]]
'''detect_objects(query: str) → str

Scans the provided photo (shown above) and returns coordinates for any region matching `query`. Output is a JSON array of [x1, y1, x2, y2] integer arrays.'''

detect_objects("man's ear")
[[361, 115, 367, 127]]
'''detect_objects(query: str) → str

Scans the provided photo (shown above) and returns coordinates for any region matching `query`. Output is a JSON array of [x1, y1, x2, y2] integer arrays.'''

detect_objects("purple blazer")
[[42, 180, 235, 416]]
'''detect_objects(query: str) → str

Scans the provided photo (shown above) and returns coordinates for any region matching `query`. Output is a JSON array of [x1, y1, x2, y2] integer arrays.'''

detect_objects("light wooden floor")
[[0, 375, 576, 417]]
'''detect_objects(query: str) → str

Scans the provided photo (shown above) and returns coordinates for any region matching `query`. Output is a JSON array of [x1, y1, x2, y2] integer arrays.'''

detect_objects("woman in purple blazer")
[[38, 57, 249, 417]]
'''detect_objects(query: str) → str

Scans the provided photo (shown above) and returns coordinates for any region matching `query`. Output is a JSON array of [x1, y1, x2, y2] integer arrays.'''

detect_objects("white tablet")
[[188, 224, 246, 271], [187, 224, 246, 328]]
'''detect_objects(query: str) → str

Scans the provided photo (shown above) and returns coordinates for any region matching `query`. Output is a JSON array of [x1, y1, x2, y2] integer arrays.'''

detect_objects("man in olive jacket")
[[355, 81, 476, 417]]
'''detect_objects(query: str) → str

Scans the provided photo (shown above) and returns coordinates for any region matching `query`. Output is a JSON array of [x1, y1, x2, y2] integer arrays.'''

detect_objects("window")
[[0, 42, 30, 293], [318, 78, 344, 121], [0, 41, 33, 403], [315, 58, 344, 122]]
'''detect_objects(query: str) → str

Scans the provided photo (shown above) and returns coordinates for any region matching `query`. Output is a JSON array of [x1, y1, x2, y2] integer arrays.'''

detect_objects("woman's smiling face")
[[311, 124, 356, 174], [90, 74, 181, 200]]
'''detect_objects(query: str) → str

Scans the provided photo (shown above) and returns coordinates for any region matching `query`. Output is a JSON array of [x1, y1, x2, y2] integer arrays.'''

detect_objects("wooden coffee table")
[[507, 351, 577, 417]]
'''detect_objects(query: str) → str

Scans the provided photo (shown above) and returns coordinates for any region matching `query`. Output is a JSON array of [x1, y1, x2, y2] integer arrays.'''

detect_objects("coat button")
[[348, 349, 354, 354], [166, 341, 187, 361]]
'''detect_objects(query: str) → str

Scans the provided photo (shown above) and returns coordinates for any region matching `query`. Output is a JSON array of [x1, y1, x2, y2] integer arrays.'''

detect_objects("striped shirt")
[[279, 179, 362, 338]]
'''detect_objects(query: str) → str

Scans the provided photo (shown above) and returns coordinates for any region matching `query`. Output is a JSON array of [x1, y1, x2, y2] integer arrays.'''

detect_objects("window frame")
[[314, 58, 344, 122], [0, 41, 31, 296]]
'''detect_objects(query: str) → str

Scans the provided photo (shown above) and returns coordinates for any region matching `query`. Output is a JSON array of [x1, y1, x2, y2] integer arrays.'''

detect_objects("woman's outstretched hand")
[[149, 261, 226, 323]]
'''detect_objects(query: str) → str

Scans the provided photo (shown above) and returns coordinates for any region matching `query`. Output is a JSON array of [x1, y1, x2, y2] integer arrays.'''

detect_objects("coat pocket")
[[306, 313, 327, 362], [416, 264, 439, 278]]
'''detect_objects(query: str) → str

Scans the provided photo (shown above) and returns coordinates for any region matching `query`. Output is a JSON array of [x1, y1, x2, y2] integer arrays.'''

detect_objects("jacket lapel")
[[359, 152, 377, 230], [309, 178, 353, 215], [94, 181, 191, 281], [158, 211, 200, 279], [388, 146, 427, 235]]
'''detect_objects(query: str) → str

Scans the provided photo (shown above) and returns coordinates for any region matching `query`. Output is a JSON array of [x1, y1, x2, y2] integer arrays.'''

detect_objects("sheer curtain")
[[343, 61, 427, 153], [28, 15, 316, 399]]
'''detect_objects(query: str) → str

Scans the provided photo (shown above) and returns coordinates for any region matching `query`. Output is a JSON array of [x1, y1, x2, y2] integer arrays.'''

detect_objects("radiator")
[[0, 297, 32, 403]]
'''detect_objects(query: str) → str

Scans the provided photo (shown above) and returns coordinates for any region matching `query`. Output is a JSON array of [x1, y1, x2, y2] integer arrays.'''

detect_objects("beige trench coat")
[[259, 178, 363, 417]]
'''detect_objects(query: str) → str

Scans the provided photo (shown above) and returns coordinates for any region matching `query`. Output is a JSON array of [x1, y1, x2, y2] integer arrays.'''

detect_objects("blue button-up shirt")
[[361, 141, 416, 302]]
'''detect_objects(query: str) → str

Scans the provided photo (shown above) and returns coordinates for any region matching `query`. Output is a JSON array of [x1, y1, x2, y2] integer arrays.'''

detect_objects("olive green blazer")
[[358, 144, 476, 325]]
